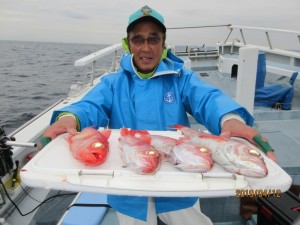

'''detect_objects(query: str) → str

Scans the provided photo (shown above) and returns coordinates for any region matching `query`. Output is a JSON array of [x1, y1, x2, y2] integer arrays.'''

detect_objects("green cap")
[[127, 5, 166, 33]]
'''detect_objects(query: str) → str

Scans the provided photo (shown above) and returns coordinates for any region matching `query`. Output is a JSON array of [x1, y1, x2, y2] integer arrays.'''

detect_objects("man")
[[39, 5, 276, 225]]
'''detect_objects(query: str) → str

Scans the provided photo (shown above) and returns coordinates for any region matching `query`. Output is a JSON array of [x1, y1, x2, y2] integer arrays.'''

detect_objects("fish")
[[120, 128, 213, 173], [120, 128, 180, 161], [169, 125, 268, 177], [144, 134, 180, 161], [118, 132, 160, 175], [66, 127, 111, 166], [168, 142, 214, 172]]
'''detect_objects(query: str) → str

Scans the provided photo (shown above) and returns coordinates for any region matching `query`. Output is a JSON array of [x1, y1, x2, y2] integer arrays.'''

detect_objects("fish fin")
[[120, 128, 149, 138], [64, 135, 72, 144], [100, 129, 112, 140], [118, 137, 122, 143], [178, 136, 189, 143], [120, 128, 130, 136], [168, 124, 185, 130], [139, 134, 151, 144]]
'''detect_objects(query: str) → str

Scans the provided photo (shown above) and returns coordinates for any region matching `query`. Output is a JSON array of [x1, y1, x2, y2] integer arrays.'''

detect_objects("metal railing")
[[74, 44, 122, 86], [225, 25, 300, 50]]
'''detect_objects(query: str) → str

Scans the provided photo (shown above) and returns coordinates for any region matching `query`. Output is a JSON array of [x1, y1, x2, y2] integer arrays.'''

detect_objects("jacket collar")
[[120, 50, 184, 79]]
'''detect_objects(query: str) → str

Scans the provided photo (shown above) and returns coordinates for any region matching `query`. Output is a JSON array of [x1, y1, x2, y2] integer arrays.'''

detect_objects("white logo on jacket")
[[164, 92, 175, 104]]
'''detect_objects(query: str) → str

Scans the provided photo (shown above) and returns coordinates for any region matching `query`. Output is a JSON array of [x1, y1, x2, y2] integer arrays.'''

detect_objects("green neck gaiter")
[[122, 37, 168, 79]]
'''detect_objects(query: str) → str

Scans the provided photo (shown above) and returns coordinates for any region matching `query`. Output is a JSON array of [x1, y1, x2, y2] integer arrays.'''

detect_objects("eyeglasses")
[[129, 36, 162, 46]]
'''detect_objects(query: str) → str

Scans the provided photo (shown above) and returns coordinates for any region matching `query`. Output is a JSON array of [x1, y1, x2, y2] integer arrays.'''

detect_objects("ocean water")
[[0, 40, 116, 135]]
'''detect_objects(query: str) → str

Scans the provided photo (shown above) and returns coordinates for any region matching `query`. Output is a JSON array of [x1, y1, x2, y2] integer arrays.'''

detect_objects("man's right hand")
[[38, 116, 78, 150]]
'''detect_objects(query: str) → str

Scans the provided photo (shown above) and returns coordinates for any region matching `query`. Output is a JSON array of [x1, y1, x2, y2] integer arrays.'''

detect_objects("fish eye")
[[199, 147, 208, 153], [93, 142, 104, 148], [249, 149, 260, 156], [147, 150, 157, 155]]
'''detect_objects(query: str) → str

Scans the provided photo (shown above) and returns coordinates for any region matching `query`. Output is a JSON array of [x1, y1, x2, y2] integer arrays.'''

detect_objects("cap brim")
[[127, 16, 166, 33]]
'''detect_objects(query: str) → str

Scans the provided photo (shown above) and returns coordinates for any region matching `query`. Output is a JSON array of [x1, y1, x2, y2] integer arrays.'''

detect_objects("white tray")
[[20, 129, 292, 197]]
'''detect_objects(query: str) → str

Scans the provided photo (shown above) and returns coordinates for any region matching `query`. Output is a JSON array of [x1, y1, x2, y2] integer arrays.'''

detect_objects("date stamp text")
[[235, 189, 281, 198]]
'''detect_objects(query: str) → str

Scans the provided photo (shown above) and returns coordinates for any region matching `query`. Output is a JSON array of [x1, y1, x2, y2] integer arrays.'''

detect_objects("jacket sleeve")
[[180, 69, 254, 135], [50, 74, 114, 130]]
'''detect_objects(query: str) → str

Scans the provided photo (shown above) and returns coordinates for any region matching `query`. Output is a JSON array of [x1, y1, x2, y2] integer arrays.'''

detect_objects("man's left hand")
[[220, 119, 278, 163]]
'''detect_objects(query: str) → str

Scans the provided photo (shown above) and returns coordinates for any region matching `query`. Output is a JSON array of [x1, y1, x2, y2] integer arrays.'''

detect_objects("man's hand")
[[38, 116, 78, 150], [266, 151, 277, 162], [220, 118, 278, 163]]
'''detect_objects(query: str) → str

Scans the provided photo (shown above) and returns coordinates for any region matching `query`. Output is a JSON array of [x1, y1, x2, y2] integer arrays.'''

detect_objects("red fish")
[[120, 128, 179, 161], [169, 125, 268, 177], [119, 129, 160, 174], [120, 128, 151, 143], [66, 127, 111, 166]]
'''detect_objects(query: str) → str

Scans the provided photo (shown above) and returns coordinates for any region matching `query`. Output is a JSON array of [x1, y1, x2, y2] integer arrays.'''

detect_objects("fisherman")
[[39, 5, 277, 225]]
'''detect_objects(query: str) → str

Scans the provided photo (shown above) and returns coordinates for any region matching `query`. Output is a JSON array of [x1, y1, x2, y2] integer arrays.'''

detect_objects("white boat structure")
[[0, 25, 299, 225]]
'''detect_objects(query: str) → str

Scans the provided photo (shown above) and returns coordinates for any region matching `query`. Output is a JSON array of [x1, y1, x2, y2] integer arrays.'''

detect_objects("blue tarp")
[[254, 52, 298, 110], [256, 52, 267, 89]]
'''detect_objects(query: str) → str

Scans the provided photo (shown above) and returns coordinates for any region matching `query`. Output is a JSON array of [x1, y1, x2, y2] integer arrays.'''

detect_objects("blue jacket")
[[51, 50, 253, 221]]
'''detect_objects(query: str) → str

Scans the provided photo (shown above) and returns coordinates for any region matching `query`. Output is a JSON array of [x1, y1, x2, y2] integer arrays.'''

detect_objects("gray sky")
[[1, 0, 299, 48]]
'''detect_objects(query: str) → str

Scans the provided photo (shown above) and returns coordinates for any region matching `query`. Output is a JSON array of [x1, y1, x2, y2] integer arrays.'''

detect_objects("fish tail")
[[120, 128, 130, 136]]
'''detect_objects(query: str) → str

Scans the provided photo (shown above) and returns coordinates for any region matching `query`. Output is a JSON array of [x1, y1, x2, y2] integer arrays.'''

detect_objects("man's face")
[[128, 21, 165, 74]]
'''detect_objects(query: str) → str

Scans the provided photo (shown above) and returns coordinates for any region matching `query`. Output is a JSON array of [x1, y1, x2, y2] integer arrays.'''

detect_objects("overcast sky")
[[1, 0, 299, 48]]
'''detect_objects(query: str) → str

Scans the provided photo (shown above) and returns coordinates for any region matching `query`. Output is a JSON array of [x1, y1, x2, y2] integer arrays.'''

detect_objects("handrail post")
[[221, 43, 224, 55], [231, 40, 235, 54], [111, 49, 119, 71], [224, 28, 233, 43], [89, 61, 95, 86], [265, 31, 273, 49], [240, 29, 246, 45]]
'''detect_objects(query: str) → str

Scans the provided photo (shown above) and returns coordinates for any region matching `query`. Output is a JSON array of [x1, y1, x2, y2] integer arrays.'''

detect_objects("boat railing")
[[176, 45, 219, 59], [220, 25, 300, 65], [74, 43, 123, 86], [225, 25, 300, 51], [216, 25, 300, 80]]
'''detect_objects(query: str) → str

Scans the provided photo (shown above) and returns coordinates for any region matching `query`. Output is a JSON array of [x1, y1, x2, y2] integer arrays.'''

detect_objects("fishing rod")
[[167, 24, 232, 30], [0, 126, 36, 148]]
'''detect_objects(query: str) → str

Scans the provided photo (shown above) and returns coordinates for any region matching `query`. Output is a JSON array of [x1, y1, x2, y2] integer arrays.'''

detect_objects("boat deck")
[[190, 59, 300, 186]]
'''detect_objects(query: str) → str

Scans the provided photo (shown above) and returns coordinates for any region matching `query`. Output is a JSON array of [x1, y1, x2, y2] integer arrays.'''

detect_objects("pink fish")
[[170, 125, 268, 177], [146, 134, 180, 161], [168, 142, 213, 172], [119, 131, 160, 175], [120, 128, 180, 161], [66, 127, 111, 166]]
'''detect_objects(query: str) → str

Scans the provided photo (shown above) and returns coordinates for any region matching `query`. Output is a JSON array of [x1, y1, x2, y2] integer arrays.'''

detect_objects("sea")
[[0, 40, 116, 135]]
